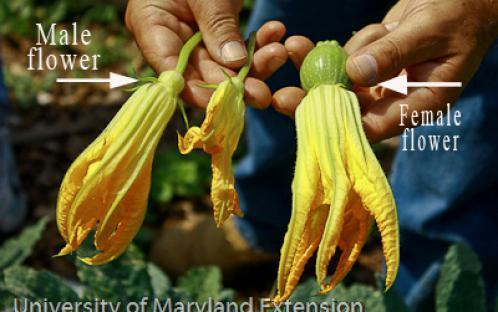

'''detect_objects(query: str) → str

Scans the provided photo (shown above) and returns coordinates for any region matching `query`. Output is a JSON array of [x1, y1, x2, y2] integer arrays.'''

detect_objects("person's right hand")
[[272, 0, 498, 142], [125, 0, 288, 109]]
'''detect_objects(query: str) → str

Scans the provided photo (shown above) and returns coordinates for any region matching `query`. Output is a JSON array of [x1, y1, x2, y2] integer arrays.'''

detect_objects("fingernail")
[[220, 41, 247, 62], [351, 54, 377, 85], [385, 22, 399, 32]]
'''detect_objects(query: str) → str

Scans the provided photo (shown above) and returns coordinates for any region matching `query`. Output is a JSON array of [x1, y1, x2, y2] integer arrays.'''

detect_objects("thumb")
[[346, 21, 440, 86], [188, 0, 246, 68]]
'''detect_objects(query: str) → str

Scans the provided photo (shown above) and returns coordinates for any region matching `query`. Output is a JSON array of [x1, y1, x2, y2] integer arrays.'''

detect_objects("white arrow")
[[378, 75, 462, 95], [56, 72, 138, 89]]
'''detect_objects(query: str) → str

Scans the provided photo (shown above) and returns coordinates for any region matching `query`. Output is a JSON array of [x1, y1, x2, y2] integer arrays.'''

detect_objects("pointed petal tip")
[[320, 282, 339, 295], [78, 255, 112, 266], [52, 252, 68, 258], [215, 217, 223, 228], [55, 244, 75, 258], [384, 276, 396, 292], [272, 295, 283, 305], [319, 286, 329, 295]]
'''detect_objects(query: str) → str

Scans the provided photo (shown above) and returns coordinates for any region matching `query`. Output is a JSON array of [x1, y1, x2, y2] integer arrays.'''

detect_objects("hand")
[[272, 0, 498, 142], [125, 0, 288, 108]]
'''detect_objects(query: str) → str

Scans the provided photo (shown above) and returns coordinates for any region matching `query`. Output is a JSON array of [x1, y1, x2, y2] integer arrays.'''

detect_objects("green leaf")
[[288, 278, 408, 312], [436, 243, 485, 312], [0, 217, 48, 270], [328, 284, 385, 312], [76, 245, 153, 303], [151, 150, 210, 203], [1, 283, 15, 310], [288, 278, 326, 303], [3, 266, 79, 302], [176, 266, 222, 302], [147, 263, 171, 299]]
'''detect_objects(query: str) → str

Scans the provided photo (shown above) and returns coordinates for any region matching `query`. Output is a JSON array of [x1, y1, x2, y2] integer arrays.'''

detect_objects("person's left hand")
[[126, 0, 288, 109], [272, 0, 498, 142]]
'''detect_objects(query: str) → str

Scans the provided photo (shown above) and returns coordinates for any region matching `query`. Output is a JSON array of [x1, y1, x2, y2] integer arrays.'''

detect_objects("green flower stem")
[[238, 32, 256, 81], [176, 32, 203, 74]]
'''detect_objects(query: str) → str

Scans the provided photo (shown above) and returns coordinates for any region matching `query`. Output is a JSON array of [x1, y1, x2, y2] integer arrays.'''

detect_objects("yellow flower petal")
[[276, 99, 322, 300], [56, 71, 184, 264], [321, 193, 371, 293], [178, 77, 245, 226], [275, 84, 399, 302], [341, 88, 399, 289]]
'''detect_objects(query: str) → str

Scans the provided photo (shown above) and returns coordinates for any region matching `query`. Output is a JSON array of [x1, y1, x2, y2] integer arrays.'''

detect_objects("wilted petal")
[[56, 71, 184, 264], [178, 78, 245, 226]]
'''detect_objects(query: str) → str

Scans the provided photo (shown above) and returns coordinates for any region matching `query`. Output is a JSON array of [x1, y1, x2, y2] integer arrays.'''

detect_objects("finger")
[[182, 79, 213, 109], [347, 18, 448, 87], [272, 87, 306, 118], [180, 63, 212, 108], [361, 91, 444, 143], [344, 23, 396, 55], [126, 2, 193, 73], [251, 42, 288, 80], [244, 78, 272, 109], [382, 0, 409, 23], [361, 74, 461, 143], [187, 0, 247, 68], [194, 56, 237, 83], [132, 26, 183, 73], [255, 21, 286, 48], [284, 36, 315, 70], [188, 49, 274, 109]]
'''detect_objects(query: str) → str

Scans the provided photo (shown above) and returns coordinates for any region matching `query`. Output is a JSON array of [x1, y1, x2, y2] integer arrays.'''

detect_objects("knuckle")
[[203, 10, 238, 35], [377, 37, 404, 73], [124, 3, 136, 31], [362, 112, 388, 142], [141, 9, 166, 27], [364, 23, 386, 34]]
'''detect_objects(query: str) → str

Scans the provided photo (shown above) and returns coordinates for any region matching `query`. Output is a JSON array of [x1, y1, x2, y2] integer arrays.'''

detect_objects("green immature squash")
[[299, 40, 351, 91]]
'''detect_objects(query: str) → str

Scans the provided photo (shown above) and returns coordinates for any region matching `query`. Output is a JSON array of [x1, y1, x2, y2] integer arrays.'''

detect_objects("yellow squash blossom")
[[178, 34, 255, 227], [56, 33, 202, 265], [275, 41, 399, 302]]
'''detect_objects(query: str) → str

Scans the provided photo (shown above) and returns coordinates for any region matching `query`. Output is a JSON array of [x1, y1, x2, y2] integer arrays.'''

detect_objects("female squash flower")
[[55, 33, 202, 265], [275, 41, 399, 302], [178, 34, 255, 227]]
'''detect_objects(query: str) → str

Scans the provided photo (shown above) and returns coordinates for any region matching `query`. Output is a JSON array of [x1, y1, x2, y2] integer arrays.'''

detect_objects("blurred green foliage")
[[436, 243, 486, 312], [285, 276, 409, 312], [0, 219, 235, 310], [150, 149, 211, 204], [1, 218, 495, 311], [0, 217, 48, 271], [0, 0, 130, 108], [0, 0, 124, 38]]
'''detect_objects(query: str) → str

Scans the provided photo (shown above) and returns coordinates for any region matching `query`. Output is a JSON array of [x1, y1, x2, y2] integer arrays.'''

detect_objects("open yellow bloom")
[[178, 76, 245, 226], [56, 71, 184, 265], [275, 84, 399, 302]]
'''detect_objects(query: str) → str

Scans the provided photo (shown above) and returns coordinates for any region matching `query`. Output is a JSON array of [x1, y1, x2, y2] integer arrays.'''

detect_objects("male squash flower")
[[55, 33, 202, 265], [275, 41, 399, 302], [178, 34, 256, 227]]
